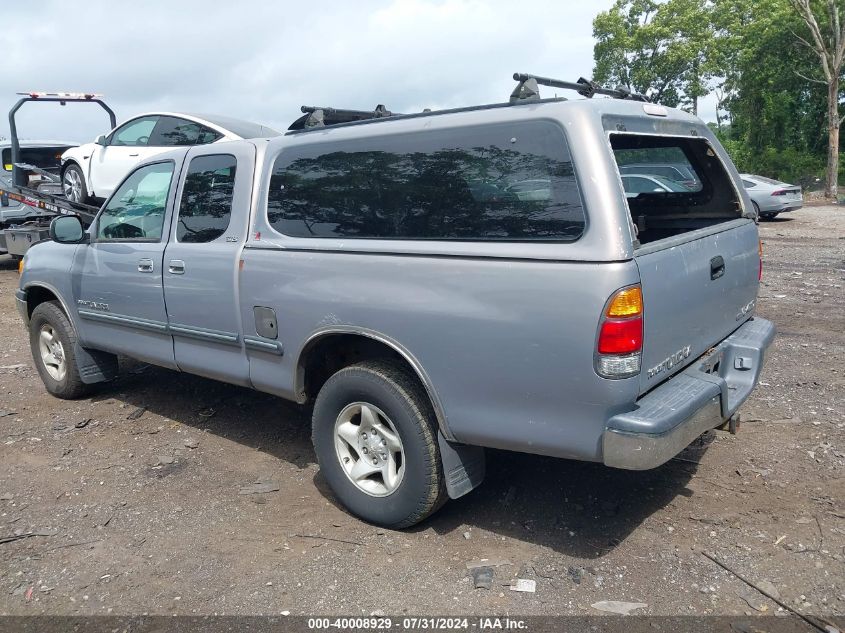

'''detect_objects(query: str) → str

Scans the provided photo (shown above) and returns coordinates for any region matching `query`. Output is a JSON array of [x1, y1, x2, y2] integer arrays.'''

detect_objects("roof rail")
[[288, 104, 401, 130], [511, 73, 650, 103]]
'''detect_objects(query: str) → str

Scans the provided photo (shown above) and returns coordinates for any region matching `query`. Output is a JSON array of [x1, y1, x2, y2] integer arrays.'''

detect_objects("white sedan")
[[740, 173, 803, 220], [61, 112, 279, 203]]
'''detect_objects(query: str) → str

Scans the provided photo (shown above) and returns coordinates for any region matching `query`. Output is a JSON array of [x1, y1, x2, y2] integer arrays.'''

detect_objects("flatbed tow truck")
[[0, 92, 114, 261]]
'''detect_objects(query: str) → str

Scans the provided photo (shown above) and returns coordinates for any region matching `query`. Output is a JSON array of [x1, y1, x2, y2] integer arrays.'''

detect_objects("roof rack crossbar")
[[293, 104, 401, 130], [511, 73, 650, 103]]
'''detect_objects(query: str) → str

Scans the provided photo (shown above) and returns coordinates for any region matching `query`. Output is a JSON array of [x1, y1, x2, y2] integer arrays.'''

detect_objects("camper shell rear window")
[[610, 134, 742, 245]]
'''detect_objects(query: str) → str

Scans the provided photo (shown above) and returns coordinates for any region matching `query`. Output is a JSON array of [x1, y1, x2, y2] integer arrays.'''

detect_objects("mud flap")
[[74, 343, 119, 384], [437, 432, 485, 499]]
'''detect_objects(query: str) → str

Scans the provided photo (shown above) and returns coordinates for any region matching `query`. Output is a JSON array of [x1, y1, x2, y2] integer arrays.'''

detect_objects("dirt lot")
[[0, 206, 843, 618]]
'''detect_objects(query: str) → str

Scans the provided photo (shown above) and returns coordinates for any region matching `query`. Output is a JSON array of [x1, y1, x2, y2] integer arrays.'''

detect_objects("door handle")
[[710, 255, 725, 280], [168, 259, 185, 274], [129, 153, 139, 157], [138, 258, 154, 273]]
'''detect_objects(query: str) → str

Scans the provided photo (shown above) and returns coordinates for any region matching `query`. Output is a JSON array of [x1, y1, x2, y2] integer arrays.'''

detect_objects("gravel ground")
[[0, 206, 843, 618]]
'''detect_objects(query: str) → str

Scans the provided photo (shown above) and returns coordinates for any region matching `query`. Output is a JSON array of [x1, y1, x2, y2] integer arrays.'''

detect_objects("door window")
[[176, 154, 237, 243], [197, 126, 223, 144], [109, 116, 159, 147], [96, 161, 174, 241], [150, 116, 218, 146]]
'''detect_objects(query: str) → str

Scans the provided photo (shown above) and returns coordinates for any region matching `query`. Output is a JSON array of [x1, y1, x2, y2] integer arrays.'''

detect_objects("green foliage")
[[593, 0, 836, 185], [593, 0, 715, 109]]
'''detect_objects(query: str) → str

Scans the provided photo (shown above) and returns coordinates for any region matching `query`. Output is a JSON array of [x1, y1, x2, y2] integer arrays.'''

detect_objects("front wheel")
[[312, 360, 447, 528], [62, 164, 90, 204], [29, 301, 92, 399]]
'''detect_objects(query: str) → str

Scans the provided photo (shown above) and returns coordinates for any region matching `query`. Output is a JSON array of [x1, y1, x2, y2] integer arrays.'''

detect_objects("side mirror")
[[95, 134, 107, 146], [49, 215, 88, 244]]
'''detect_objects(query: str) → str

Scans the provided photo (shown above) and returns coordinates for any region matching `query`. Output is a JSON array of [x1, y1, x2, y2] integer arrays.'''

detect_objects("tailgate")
[[635, 220, 760, 394]]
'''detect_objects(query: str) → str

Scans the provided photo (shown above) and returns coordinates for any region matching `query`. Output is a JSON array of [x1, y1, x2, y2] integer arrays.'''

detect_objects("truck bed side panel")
[[239, 249, 641, 462]]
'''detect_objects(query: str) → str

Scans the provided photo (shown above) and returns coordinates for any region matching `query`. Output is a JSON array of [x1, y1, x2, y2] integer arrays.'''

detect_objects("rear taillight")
[[771, 189, 786, 196], [758, 238, 763, 281], [596, 286, 643, 379]]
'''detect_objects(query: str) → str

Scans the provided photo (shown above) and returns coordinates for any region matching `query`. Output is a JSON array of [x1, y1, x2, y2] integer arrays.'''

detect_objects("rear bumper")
[[602, 317, 776, 470], [760, 200, 802, 213]]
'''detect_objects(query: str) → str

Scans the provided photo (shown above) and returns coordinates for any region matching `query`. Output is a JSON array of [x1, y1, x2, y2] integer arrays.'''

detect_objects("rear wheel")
[[312, 360, 446, 528], [62, 164, 89, 204], [29, 301, 91, 399]]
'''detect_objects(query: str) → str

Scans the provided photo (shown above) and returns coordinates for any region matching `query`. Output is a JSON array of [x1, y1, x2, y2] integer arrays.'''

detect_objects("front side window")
[[110, 116, 159, 147], [267, 121, 585, 241], [96, 162, 174, 241], [177, 154, 236, 243]]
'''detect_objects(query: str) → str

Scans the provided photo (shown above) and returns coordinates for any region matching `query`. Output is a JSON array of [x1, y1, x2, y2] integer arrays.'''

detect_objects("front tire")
[[62, 164, 90, 204], [29, 301, 91, 399], [312, 360, 446, 528]]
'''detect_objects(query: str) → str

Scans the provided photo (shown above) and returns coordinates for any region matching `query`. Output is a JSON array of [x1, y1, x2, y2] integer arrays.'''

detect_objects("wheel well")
[[297, 333, 448, 435], [26, 286, 62, 319], [298, 334, 408, 402]]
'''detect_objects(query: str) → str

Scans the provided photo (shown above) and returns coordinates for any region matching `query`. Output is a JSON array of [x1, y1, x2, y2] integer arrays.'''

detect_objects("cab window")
[[96, 162, 174, 241]]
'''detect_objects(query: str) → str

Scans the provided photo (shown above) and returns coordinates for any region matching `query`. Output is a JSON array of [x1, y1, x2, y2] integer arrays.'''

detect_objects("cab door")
[[72, 159, 179, 368], [162, 143, 256, 386]]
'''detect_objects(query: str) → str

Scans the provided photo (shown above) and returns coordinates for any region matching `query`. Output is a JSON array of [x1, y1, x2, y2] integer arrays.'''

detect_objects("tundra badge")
[[647, 345, 692, 379]]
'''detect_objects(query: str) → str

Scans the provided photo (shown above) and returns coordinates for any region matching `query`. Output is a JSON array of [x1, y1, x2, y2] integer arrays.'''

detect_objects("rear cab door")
[[162, 141, 256, 386], [605, 116, 761, 399]]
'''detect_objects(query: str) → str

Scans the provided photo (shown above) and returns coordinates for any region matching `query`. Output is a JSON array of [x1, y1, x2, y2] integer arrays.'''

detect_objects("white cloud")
[[1, 0, 625, 143]]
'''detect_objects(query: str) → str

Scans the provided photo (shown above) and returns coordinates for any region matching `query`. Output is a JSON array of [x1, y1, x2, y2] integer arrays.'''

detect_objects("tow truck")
[[0, 92, 114, 261]]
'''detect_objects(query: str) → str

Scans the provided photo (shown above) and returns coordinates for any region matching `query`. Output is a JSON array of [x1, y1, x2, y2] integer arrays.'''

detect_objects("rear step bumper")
[[602, 317, 776, 470]]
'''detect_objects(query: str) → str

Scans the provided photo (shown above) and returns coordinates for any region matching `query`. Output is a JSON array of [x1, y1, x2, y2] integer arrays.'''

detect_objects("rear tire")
[[312, 360, 447, 528], [62, 164, 90, 204], [29, 301, 91, 399]]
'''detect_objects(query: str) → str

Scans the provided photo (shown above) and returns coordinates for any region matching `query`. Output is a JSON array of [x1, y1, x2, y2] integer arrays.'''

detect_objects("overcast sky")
[[1, 0, 717, 143]]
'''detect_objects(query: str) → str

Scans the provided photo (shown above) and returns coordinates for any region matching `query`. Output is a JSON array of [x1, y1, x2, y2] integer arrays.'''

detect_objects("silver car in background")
[[741, 173, 803, 220]]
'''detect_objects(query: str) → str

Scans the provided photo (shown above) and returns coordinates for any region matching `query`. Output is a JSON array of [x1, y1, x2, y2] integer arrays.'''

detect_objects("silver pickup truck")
[[15, 79, 775, 528]]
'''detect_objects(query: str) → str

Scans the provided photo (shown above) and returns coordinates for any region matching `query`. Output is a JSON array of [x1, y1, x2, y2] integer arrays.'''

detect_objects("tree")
[[593, 0, 715, 111], [713, 0, 825, 159], [788, 0, 845, 198]]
